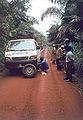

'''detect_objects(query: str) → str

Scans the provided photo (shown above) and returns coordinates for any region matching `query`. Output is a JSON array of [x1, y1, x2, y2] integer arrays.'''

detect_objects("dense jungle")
[[0, 0, 83, 78]]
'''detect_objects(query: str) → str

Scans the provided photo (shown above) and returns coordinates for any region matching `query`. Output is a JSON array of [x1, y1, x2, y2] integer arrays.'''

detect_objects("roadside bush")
[[74, 42, 83, 77], [0, 50, 5, 72]]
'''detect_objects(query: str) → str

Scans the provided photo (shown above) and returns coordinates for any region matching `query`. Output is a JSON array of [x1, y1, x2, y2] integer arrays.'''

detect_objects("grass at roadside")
[[0, 69, 8, 80], [73, 74, 83, 95]]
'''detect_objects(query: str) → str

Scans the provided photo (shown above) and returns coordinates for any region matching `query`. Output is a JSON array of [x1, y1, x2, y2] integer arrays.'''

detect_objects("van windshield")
[[7, 40, 36, 51]]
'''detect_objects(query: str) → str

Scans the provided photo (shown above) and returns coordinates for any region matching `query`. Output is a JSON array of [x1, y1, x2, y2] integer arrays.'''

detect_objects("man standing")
[[56, 45, 63, 71], [64, 46, 74, 82], [51, 44, 57, 64], [64, 38, 73, 71]]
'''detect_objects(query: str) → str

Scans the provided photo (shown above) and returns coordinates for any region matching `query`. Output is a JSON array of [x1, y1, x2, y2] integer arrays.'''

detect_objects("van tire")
[[22, 64, 37, 78]]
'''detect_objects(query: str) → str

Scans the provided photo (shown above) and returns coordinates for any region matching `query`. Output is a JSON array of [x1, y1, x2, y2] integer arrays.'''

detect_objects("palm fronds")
[[41, 7, 63, 21]]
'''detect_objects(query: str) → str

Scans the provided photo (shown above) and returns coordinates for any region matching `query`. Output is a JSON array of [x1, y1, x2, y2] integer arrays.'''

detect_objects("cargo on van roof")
[[17, 30, 35, 39]]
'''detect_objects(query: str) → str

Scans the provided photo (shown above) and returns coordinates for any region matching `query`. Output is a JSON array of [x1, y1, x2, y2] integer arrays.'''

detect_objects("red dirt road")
[[0, 48, 83, 120]]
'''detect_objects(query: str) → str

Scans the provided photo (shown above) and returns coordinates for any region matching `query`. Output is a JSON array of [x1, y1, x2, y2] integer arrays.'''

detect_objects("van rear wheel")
[[22, 64, 37, 78]]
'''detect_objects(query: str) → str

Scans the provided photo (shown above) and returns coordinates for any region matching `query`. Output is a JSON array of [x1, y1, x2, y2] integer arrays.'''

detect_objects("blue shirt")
[[69, 43, 73, 52], [38, 59, 49, 70], [66, 43, 73, 55]]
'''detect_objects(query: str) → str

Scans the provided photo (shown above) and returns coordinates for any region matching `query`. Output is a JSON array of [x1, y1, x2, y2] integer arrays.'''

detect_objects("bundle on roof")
[[17, 30, 34, 39]]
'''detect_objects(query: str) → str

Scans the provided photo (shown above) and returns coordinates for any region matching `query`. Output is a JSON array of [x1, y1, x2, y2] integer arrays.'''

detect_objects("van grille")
[[12, 57, 28, 61]]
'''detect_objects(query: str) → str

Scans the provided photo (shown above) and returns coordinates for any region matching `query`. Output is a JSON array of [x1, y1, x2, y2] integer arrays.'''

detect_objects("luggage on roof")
[[17, 30, 34, 39]]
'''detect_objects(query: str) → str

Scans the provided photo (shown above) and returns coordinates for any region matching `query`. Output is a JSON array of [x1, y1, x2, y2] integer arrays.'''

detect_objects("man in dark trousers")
[[64, 46, 74, 82], [56, 45, 63, 71], [51, 44, 57, 64]]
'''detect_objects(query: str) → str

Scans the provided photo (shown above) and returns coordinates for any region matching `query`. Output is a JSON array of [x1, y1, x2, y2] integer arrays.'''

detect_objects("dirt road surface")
[[0, 48, 83, 120]]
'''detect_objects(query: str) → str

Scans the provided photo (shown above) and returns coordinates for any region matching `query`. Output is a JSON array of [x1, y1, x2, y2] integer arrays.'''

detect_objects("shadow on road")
[[7, 69, 23, 77]]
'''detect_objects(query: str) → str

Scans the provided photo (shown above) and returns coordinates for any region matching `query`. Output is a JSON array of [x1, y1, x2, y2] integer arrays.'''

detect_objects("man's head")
[[40, 57, 44, 62], [65, 38, 70, 45], [55, 45, 58, 49], [52, 44, 55, 48], [61, 45, 64, 49]]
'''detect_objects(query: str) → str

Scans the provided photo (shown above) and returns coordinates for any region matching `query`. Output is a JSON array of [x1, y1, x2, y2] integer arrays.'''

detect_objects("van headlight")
[[5, 57, 11, 61], [30, 56, 37, 59]]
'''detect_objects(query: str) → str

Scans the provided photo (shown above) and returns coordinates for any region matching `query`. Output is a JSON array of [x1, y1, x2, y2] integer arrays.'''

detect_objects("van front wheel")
[[22, 64, 37, 78]]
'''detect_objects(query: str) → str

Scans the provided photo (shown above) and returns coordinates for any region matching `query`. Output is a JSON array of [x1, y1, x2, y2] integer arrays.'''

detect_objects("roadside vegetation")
[[41, 0, 83, 77], [0, 0, 83, 91], [41, 0, 83, 92], [0, 0, 47, 75]]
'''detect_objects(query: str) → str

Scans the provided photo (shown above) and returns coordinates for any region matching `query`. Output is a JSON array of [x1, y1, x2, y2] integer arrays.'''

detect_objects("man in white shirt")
[[64, 46, 74, 82]]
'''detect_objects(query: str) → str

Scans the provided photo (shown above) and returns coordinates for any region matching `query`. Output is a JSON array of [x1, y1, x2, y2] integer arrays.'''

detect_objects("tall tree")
[[0, 0, 36, 49], [0, 0, 41, 72], [47, 0, 83, 76], [0, 0, 10, 48], [9, 0, 30, 28]]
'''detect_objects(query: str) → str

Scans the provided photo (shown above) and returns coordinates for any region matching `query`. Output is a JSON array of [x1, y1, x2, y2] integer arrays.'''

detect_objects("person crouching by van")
[[64, 46, 74, 82], [37, 57, 49, 75]]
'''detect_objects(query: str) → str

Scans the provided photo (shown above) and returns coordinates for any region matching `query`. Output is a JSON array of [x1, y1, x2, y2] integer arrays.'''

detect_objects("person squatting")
[[37, 57, 49, 75]]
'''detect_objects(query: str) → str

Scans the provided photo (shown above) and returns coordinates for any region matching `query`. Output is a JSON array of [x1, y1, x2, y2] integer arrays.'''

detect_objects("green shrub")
[[74, 42, 83, 76], [0, 49, 5, 72]]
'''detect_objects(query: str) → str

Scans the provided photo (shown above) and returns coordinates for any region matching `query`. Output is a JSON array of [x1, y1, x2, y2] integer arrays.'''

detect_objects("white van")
[[5, 39, 41, 77]]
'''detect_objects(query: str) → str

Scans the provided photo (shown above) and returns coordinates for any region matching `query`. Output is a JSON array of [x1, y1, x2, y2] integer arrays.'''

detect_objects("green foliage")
[[0, 18, 10, 48], [0, 49, 5, 72], [74, 43, 83, 76], [62, 0, 83, 23], [47, 24, 59, 43], [49, 0, 67, 4], [47, 0, 83, 77], [33, 31, 47, 47], [41, 7, 62, 21], [0, 0, 9, 17], [63, 0, 83, 77], [8, 0, 30, 28], [0, 0, 43, 74], [0, 0, 38, 47], [77, 0, 83, 17]]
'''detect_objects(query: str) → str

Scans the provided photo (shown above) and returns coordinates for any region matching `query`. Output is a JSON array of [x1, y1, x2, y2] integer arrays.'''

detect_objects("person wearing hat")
[[56, 45, 63, 70], [64, 38, 73, 72], [51, 44, 57, 64]]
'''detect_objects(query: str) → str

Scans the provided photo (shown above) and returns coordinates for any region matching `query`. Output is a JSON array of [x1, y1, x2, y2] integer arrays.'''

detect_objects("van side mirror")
[[36, 46, 40, 49]]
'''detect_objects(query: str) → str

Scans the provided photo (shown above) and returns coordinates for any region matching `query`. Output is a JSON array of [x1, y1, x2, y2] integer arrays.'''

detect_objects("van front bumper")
[[5, 59, 37, 69]]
